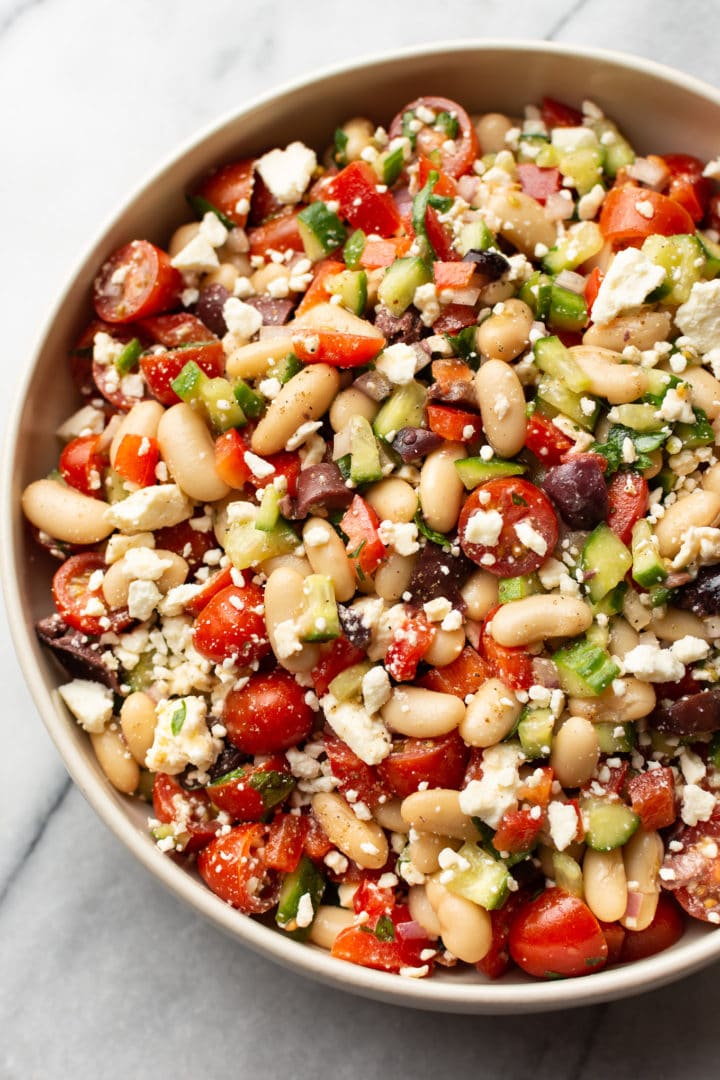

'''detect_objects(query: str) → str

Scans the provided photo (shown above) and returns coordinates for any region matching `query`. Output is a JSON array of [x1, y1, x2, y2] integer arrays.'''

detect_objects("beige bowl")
[[4, 40, 720, 1013]]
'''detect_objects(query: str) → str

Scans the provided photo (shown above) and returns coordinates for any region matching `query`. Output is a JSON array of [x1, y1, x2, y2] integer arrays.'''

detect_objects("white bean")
[[382, 686, 465, 738], [226, 337, 294, 379], [461, 570, 499, 620], [419, 443, 466, 533], [374, 553, 417, 602], [654, 490, 720, 557], [488, 595, 592, 647], [302, 517, 356, 602], [425, 876, 492, 964], [681, 365, 720, 420], [264, 566, 320, 672], [569, 677, 656, 724], [652, 607, 712, 642], [401, 789, 479, 841], [157, 403, 230, 502], [365, 478, 418, 523], [252, 364, 341, 456], [551, 716, 600, 788], [311, 792, 388, 869], [102, 548, 188, 609], [474, 360, 527, 457], [582, 311, 672, 351], [486, 189, 557, 256], [569, 346, 648, 404], [621, 829, 663, 931], [90, 724, 139, 794], [408, 885, 442, 938], [408, 832, 456, 874], [120, 692, 157, 765], [474, 112, 514, 153], [475, 298, 534, 362], [423, 626, 465, 667], [309, 906, 355, 950], [459, 677, 521, 747], [329, 387, 379, 432], [21, 479, 114, 545], [583, 848, 628, 923], [372, 798, 406, 833]]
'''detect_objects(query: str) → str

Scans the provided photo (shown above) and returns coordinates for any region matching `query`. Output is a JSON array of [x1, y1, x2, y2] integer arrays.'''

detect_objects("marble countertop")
[[3, 1, 720, 1075]]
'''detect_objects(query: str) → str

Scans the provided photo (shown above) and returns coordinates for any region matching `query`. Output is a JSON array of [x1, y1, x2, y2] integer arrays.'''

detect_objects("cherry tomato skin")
[[599, 921, 626, 965], [618, 894, 685, 963], [430, 304, 479, 335], [59, 435, 105, 498], [340, 495, 388, 575], [540, 97, 584, 128], [378, 731, 469, 799], [140, 340, 225, 405], [265, 812, 309, 873], [311, 637, 367, 697], [94, 240, 182, 323], [524, 413, 574, 466], [426, 404, 483, 443], [606, 471, 649, 546], [324, 161, 402, 237], [459, 478, 559, 577], [509, 887, 608, 979], [214, 429, 252, 488], [52, 552, 132, 636], [389, 96, 479, 178], [193, 159, 255, 228], [92, 356, 147, 411], [197, 824, 280, 914], [419, 645, 490, 697], [153, 517, 218, 574], [294, 259, 346, 316], [223, 670, 315, 754], [492, 809, 544, 855], [113, 433, 159, 488], [480, 607, 535, 691], [152, 773, 219, 853], [303, 812, 334, 862], [206, 756, 293, 821], [192, 583, 271, 665], [248, 208, 304, 257], [323, 728, 387, 807], [476, 890, 530, 980], [662, 806, 720, 921], [384, 613, 436, 682], [626, 767, 677, 831], [140, 312, 216, 347], [599, 186, 695, 246]]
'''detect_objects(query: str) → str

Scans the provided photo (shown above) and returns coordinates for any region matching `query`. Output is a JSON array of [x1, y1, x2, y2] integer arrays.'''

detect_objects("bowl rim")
[[5, 37, 720, 1013]]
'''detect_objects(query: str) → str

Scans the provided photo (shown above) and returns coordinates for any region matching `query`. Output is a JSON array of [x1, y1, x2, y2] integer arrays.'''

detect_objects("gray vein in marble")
[[545, 0, 592, 39], [0, 0, 45, 36], [0, 775, 70, 906]]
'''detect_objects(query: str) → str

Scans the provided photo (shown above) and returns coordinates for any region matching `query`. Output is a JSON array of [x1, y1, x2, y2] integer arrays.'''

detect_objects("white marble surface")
[[3, 2, 720, 1076]]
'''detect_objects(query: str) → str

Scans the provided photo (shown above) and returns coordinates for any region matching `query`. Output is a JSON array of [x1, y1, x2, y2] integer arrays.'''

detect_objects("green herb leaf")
[[170, 701, 187, 736], [414, 510, 451, 549], [435, 111, 459, 139], [382, 146, 404, 187], [186, 194, 236, 231], [401, 110, 418, 148], [333, 128, 349, 166], [115, 338, 142, 375], [445, 324, 480, 367], [412, 169, 440, 260], [591, 424, 669, 475], [344, 229, 367, 270], [374, 915, 395, 942], [248, 769, 296, 810]]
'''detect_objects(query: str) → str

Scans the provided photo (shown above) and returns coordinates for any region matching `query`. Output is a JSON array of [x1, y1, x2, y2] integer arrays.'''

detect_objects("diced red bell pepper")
[[419, 645, 490, 696], [384, 612, 436, 682], [292, 328, 385, 367], [265, 812, 310, 873], [353, 876, 396, 918], [303, 812, 334, 861], [492, 809, 544, 855], [340, 495, 388, 576], [524, 413, 575, 466], [627, 766, 677, 831], [113, 433, 159, 488], [323, 728, 387, 807], [426, 403, 483, 443], [432, 261, 477, 292], [516, 164, 561, 205], [246, 449, 301, 497], [214, 428, 252, 488], [424, 204, 458, 261], [663, 153, 713, 223], [311, 637, 367, 697], [599, 186, 695, 246], [358, 236, 412, 269], [417, 155, 458, 198], [606, 471, 649, 546], [193, 159, 255, 228], [152, 774, 220, 853], [480, 607, 534, 691], [325, 161, 403, 237], [516, 765, 554, 809], [294, 259, 346, 315], [540, 97, 583, 128], [584, 267, 604, 318]]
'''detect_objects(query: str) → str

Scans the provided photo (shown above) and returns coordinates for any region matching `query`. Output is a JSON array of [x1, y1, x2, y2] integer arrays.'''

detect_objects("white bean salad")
[[22, 92, 720, 981]]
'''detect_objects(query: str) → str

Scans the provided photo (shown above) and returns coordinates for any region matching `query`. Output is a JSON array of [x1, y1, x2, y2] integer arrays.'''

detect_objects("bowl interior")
[[6, 40, 720, 1013]]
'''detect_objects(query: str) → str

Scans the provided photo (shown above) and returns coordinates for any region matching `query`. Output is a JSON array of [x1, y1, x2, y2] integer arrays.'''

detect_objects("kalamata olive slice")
[[541, 457, 608, 530], [36, 614, 122, 692], [391, 427, 443, 463], [207, 744, 250, 783], [462, 248, 509, 280], [373, 305, 423, 345], [245, 295, 295, 325], [294, 463, 353, 519], [337, 605, 372, 649], [353, 369, 392, 402], [654, 689, 720, 736], [195, 283, 231, 336], [676, 565, 720, 617], [405, 542, 472, 610]]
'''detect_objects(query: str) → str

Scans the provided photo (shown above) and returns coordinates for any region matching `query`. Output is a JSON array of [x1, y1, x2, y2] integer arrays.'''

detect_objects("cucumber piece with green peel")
[[589, 118, 635, 176], [255, 486, 282, 532], [442, 842, 512, 911], [171, 360, 246, 433], [553, 638, 620, 697], [115, 337, 142, 375], [594, 721, 635, 754], [558, 146, 604, 195], [542, 222, 604, 275], [225, 518, 299, 570], [552, 852, 584, 898], [642, 367, 678, 406], [547, 283, 588, 333], [297, 201, 347, 261], [377, 256, 432, 317], [498, 574, 541, 605], [641, 233, 704, 305], [327, 269, 368, 316], [233, 378, 265, 419], [610, 403, 667, 433], [631, 519, 667, 588], [276, 856, 326, 940], [455, 456, 526, 490], [267, 352, 303, 385], [457, 219, 494, 256], [533, 335, 590, 394], [349, 414, 383, 484], [536, 373, 600, 430], [674, 409, 715, 449], [299, 574, 340, 642], [591, 582, 627, 617], [328, 661, 373, 702], [344, 229, 366, 269], [582, 798, 640, 851], [519, 271, 553, 321], [698, 230, 720, 279], [373, 380, 427, 438], [516, 133, 550, 163], [581, 524, 633, 603], [517, 707, 554, 760]]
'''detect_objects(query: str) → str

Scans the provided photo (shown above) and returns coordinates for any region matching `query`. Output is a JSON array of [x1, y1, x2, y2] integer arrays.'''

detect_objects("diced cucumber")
[[455, 456, 526, 490], [590, 119, 635, 177], [373, 380, 427, 438], [536, 373, 600, 430], [442, 842, 512, 911], [516, 133, 550, 164], [344, 229, 366, 270], [124, 650, 155, 692], [548, 283, 588, 333], [641, 233, 704, 305], [115, 338, 142, 375], [582, 798, 640, 851], [267, 353, 303, 385], [498, 574, 541, 605], [299, 574, 340, 642], [104, 466, 131, 504], [643, 367, 677, 406], [581, 523, 633, 603], [552, 851, 583, 898], [171, 360, 246, 433], [233, 379, 265, 419], [558, 146, 604, 195], [674, 409, 715, 449], [372, 145, 405, 187], [610, 403, 666, 433], [542, 222, 604, 275], [595, 721, 635, 754], [591, 582, 627, 617], [297, 201, 347, 261], [276, 856, 326, 940], [533, 335, 590, 394], [377, 256, 432, 317], [457, 219, 494, 256], [553, 638, 620, 697], [631, 519, 667, 588], [586, 620, 609, 648], [519, 271, 553, 320], [255, 486, 282, 532], [349, 414, 383, 484], [327, 269, 368, 316], [698, 230, 720, 279], [225, 518, 299, 570], [328, 661, 373, 702], [518, 707, 554, 760], [535, 143, 559, 168]]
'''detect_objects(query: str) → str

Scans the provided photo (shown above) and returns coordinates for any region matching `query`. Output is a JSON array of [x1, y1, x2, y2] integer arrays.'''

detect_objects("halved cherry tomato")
[[353, 876, 395, 918], [626, 767, 676, 831], [140, 340, 225, 405], [197, 824, 280, 914], [185, 566, 233, 617], [599, 186, 696, 246], [540, 97, 583, 128], [661, 805, 720, 922], [431, 303, 479, 334], [324, 728, 387, 807], [584, 267, 604, 318], [389, 96, 479, 178], [663, 153, 713, 223], [152, 773, 220, 853], [340, 495, 388, 576], [426, 403, 483, 443], [599, 921, 626, 965], [378, 731, 469, 799], [324, 161, 402, 237], [193, 582, 271, 664], [419, 645, 490, 697], [492, 809, 544, 855], [524, 413, 574, 466], [357, 236, 412, 270], [292, 328, 385, 367], [248, 208, 304, 257], [311, 637, 367, 697], [113, 433, 159, 488], [385, 613, 436, 682], [509, 887, 608, 979], [516, 164, 562, 205], [94, 240, 182, 323], [206, 756, 294, 821], [193, 159, 255, 228], [244, 449, 301, 498], [59, 435, 105, 498], [618, 893, 685, 963], [52, 552, 132, 636], [606, 470, 649, 546], [476, 889, 531, 980], [480, 605, 534, 691], [458, 477, 559, 577], [154, 517, 218, 573], [294, 259, 346, 315], [304, 812, 334, 861], [214, 428, 252, 488], [140, 313, 216, 347], [265, 812, 309, 873], [92, 356, 146, 412], [417, 154, 458, 197], [223, 670, 315, 754]]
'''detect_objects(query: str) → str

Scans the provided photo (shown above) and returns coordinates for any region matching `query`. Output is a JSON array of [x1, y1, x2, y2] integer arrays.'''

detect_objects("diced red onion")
[[626, 157, 670, 190], [624, 891, 645, 921], [332, 430, 352, 460], [441, 286, 481, 306], [458, 175, 481, 202], [554, 269, 586, 295], [544, 192, 575, 221], [395, 919, 431, 942], [531, 657, 561, 689], [465, 619, 482, 650]]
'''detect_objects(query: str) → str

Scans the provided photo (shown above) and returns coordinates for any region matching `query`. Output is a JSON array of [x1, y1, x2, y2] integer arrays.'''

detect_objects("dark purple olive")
[[654, 689, 720, 736], [676, 565, 720, 617], [405, 542, 472, 610], [245, 295, 295, 325], [294, 463, 353, 519], [207, 744, 251, 783], [373, 305, 423, 345], [36, 614, 121, 692], [353, 369, 392, 402], [461, 249, 509, 281], [195, 283, 231, 336], [337, 604, 372, 649], [541, 457, 608, 530], [428, 377, 477, 408], [391, 427, 443, 463]]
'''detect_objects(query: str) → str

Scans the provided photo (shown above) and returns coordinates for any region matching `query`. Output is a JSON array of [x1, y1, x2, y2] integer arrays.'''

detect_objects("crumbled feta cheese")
[[670, 635, 711, 665], [622, 642, 685, 682], [145, 695, 221, 775], [244, 452, 276, 479], [679, 747, 707, 786], [285, 420, 323, 451], [361, 666, 392, 715], [171, 233, 220, 273], [577, 184, 606, 221], [105, 484, 193, 534], [93, 331, 124, 367], [424, 597, 453, 622], [441, 609, 463, 632], [321, 693, 391, 764], [158, 583, 203, 617], [123, 546, 173, 581], [223, 297, 263, 341], [58, 679, 113, 733], [413, 282, 440, 326], [671, 526, 720, 569], [591, 248, 667, 326], [377, 519, 420, 556], [56, 404, 106, 441], [550, 126, 598, 153], [375, 342, 418, 385], [681, 783, 716, 826], [547, 801, 578, 852], [458, 744, 524, 828], [658, 386, 696, 424], [303, 525, 330, 548], [675, 280, 720, 355], [513, 519, 548, 557], [464, 508, 503, 546], [198, 210, 228, 248], [256, 142, 317, 204], [295, 892, 315, 929], [127, 579, 162, 621], [273, 619, 303, 659]]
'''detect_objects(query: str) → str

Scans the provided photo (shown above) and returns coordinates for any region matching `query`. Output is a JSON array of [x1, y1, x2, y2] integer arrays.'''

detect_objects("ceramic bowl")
[[5, 39, 720, 1013]]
